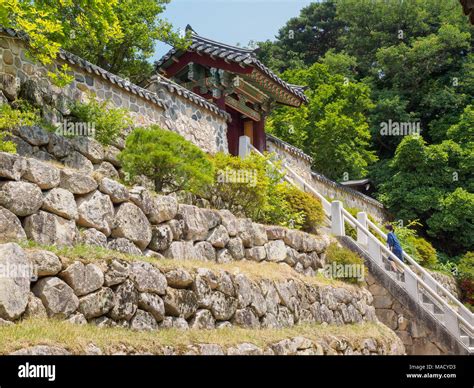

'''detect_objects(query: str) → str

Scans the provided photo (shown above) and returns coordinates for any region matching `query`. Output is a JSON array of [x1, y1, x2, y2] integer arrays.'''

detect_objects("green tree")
[[268, 61, 377, 181], [378, 135, 473, 254], [2, 0, 187, 84], [119, 126, 214, 195], [427, 188, 474, 252], [256, 1, 344, 72]]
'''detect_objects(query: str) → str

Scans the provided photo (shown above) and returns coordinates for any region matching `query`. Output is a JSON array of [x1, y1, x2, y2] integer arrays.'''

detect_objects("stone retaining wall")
[[0, 131, 334, 276], [10, 333, 405, 355], [0, 242, 379, 332], [0, 31, 228, 154], [339, 236, 467, 355]]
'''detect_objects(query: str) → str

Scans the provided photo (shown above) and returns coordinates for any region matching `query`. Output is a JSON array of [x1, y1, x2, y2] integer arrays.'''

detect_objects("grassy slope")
[[0, 319, 398, 355]]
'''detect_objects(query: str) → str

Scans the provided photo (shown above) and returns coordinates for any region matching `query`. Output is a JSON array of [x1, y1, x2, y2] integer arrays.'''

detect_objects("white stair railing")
[[239, 136, 473, 353]]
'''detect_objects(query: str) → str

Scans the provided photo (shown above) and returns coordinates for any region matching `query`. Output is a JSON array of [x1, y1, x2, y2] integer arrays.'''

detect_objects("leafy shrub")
[[263, 182, 307, 230], [434, 260, 459, 277], [0, 102, 41, 154], [277, 183, 325, 233], [207, 151, 283, 219], [458, 252, 474, 306], [70, 97, 132, 145], [207, 153, 324, 231], [325, 243, 367, 285], [458, 252, 474, 281], [119, 126, 214, 195]]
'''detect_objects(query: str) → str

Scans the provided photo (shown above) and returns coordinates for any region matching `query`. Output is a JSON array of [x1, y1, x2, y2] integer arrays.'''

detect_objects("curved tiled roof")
[[155, 26, 309, 104], [266, 133, 313, 163], [0, 27, 230, 120], [311, 171, 384, 209]]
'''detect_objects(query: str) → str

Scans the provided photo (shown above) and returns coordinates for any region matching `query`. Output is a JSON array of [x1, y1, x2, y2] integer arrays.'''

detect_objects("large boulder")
[[0, 206, 27, 243], [59, 169, 98, 195], [0, 243, 30, 320], [107, 238, 142, 256], [227, 238, 245, 260], [164, 269, 193, 289], [148, 195, 178, 224], [104, 260, 130, 287], [26, 250, 62, 277], [15, 126, 49, 146], [189, 309, 215, 329], [129, 262, 167, 295], [109, 279, 138, 321], [9, 135, 33, 157], [194, 241, 216, 261], [130, 309, 158, 331], [24, 211, 77, 246], [80, 228, 107, 248], [176, 204, 209, 241], [149, 224, 173, 252], [32, 277, 79, 318], [210, 291, 238, 321], [23, 292, 47, 319], [112, 203, 152, 250], [76, 190, 114, 236], [163, 288, 198, 319], [104, 145, 121, 167], [0, 73, 19, 100], [137, 292, 165, 322], [216, 249, 233, 264], [98, 178, 129, 204], [94, 161, 119, 180], [165, 241, 197, 260], [71, 137, 104, 163], [219, 209, 238, 237], [0, 152, 25, 181], [48, 133, 73, 159], [129, 186, 153, 215], [78, 287, 114, 319], [63, 151, 94, 173], [265, 225, 287, 240], [42, 188, 78, 220], [232, 307, 260, 328], [60, 261, 104, 296], [245, 246, 267, 262], [207, 225, 230, 248], [0, 181, 43, 216], [264, 240, 287, 262], [23, 158, 60, 189]]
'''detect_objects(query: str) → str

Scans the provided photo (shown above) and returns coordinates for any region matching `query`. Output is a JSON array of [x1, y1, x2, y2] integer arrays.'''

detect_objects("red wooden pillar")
[[253, 116, 266, 153]]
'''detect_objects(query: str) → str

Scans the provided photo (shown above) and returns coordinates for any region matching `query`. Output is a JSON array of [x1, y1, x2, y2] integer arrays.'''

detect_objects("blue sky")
[[153, 0, 314, 61]]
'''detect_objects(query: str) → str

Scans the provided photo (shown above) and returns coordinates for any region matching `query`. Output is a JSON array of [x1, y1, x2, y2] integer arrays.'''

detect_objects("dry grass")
[[19, 241, 356, 289], [0, 319, 396, 355]]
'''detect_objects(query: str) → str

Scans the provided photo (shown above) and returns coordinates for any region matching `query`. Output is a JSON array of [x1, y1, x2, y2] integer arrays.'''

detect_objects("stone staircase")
[[240, 136, 474, 354]]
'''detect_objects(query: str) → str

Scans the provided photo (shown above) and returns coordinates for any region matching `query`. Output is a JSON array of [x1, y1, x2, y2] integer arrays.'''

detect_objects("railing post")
[[404, 270, 419, 301], [444, 306, 461, 338], [367, 235, 382, 265], [238, 136, 251, 159], [357, 211, 368, 246], [331, 201, 345, 236]]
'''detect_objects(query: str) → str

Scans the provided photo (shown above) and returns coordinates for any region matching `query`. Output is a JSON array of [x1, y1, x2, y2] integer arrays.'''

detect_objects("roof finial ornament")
[[185, 24, 195, 33]]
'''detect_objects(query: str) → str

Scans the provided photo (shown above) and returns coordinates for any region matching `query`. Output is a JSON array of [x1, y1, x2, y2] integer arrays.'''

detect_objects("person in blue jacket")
[[385, 224, 404, 273]]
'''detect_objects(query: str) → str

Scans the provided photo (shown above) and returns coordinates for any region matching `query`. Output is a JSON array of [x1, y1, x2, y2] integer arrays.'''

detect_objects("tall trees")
[[259, 0, 474, 254], [267, 59, 376, 181], [2, 0, 187, 83]]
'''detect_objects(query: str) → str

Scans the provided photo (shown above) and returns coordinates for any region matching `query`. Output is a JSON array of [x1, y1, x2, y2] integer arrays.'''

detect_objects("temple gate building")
[[150, 25, 308, 156]]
